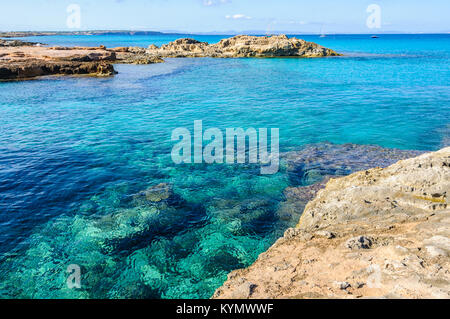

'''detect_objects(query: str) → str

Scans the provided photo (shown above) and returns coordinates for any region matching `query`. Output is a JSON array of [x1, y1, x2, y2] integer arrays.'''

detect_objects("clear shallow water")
[[0, 34, 449, 298]]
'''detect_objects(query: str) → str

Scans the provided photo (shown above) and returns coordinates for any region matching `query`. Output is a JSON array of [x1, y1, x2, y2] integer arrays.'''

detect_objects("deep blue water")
[[0, 34, 449, 298]]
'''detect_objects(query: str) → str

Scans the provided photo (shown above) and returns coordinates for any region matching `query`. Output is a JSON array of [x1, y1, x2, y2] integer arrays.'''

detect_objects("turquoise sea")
[[0, 34, 449, 298]]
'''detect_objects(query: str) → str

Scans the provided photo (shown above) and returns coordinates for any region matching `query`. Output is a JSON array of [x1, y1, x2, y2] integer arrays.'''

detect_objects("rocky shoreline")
[[0, 35, 340, 80], [0, 40, 162, 80], [147, 35, 341, 58], [213, 147, 450, 299]]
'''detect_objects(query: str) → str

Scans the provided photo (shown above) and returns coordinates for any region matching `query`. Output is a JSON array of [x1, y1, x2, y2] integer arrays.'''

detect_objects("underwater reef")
[[0, 143, 427, 299]]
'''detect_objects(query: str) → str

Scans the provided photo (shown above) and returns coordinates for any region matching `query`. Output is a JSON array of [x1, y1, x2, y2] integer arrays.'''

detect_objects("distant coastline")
[[0, 31, 169, 38], [1, 30, 450, 39]]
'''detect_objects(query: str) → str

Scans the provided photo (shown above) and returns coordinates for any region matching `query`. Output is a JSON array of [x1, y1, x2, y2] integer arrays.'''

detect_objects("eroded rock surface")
[[0, 34, 339, 80], [214, 147, 450, 299], [0, 39, 40, 47], [277, 143, 424, 229], [147, 34, 341, 58], [0, 45, 117, 80], [0, 44, 162, 80], [111, 46, 164, 64]]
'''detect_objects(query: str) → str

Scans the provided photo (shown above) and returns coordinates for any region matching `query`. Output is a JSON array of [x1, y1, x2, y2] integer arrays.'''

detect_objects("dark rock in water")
[[284, 143, 424, 186], [208, 197, 279, 236], [276, 143, 424, 227], [103, 202, 207, 256], [0, 39, 40, 47], [132, 183, 183, 207], [134, 183, 174, 203], [283, 175, 333, 204], [210, 198, 275, 224], [98, 183, 208, 255], [276, 177, 331, 227]]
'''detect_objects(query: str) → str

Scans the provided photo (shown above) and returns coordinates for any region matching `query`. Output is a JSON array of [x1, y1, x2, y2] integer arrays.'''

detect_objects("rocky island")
[[0, 35, 340, 80], [147, 34, 341, 58], [214, 147, 450, 299]]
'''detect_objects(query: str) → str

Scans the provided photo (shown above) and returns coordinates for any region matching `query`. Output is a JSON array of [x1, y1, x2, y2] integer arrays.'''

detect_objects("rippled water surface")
[[0, 34, 449, 298]]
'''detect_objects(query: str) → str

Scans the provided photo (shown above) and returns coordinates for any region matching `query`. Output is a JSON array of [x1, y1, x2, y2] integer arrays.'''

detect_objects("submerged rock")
[[276, 177, 331, 227], [284, 142, 424, 185], [0, 181, 208, 298], [276, 143, 424, 227], [133, 183, 175, 203]]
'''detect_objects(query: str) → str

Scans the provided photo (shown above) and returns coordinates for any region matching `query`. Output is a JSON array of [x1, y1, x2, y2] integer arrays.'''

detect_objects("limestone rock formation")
[[214, 147, 450, 299], [0, 44, 162, 80], [149, 38, 210, 58], [211, 35, 340, 57], [0, 45, 117, 80], [0, 60, 115, 80], [111, 46, 164, 64], [0, 39, 40, 47], [147, 35, 341, 58], [0, 34, 339, 80]]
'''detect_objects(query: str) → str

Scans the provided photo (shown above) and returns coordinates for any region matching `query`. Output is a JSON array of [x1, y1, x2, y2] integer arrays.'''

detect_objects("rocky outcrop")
[[0, 44, 163, 80], [0, 60, 115, 80], [111, 46, 164, 64], [0, 46, 117, 80], [132, 183, 181, 205], [147, 34, 341, 58], [0, 39, 40, 47], [0, 35, 340, 80], [214, 147, 450, 299], [149, 38, 210, 58], [212, 35, 340, 57]]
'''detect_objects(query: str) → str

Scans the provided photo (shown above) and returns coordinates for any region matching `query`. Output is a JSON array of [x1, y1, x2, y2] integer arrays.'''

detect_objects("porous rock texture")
[[214, 147, 450, 299], [148, 34, 341, 58], [0, 43, 161, 80]]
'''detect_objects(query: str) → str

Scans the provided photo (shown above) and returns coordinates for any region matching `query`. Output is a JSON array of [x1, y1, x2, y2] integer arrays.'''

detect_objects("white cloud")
[[225, 14, 252, 20]]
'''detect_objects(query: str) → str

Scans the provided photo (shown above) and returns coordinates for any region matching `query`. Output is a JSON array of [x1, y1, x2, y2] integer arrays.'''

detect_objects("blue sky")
[[1, 0, 449, 33]]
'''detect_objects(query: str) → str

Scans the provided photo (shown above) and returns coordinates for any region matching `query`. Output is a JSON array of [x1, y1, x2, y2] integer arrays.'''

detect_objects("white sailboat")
[[319, 25, 326, 38]]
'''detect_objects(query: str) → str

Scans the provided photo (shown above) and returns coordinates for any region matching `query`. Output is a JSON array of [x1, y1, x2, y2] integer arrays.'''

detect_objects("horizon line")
[[1, 30, 450, 36]]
